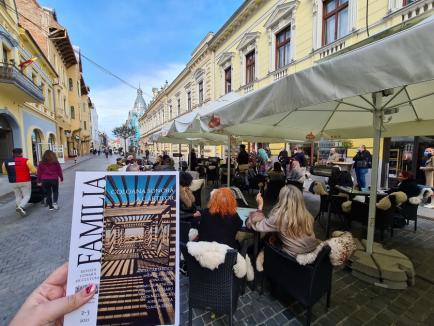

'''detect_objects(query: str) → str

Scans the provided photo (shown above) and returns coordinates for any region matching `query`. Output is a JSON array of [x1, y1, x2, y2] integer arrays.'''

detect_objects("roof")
[[48, 16, 77, 68], [133, 88, 147, 113]]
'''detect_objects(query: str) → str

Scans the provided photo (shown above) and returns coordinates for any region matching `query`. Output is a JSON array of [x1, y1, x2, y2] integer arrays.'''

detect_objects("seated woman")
[[198, 187, 243, 249], [390, 171, 420, 199], [180, 172, 201, 222], [247, 185, 319, 256], [287, 160, 305, 183], [267, 162, 285, 181]]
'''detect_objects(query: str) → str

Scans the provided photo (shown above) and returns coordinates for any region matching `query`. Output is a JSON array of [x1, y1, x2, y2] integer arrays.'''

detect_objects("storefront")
[[382, 136, 434, 187]]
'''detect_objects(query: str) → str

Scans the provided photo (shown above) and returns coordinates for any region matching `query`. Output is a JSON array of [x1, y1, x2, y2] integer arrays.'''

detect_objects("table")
[[237, 207, 261, 290], [331, 161, 353, 172]]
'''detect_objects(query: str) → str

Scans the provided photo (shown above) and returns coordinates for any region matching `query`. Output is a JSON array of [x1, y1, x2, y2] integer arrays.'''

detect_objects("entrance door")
[[0, 116, 13, 167]]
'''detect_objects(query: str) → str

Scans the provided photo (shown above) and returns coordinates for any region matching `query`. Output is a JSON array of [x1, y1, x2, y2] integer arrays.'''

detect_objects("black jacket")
[[198, 209, 242, 249], [393, 179, 420, 199], [353, 150, 372, 169], [237, 150, 249, 165]]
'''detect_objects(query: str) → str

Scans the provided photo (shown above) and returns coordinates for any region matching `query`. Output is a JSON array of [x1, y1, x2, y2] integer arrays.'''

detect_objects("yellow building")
[[139, 0, 433, 163], [80, 77, 93, 155], [139, 32, 219, 158], [0, 1, 60, 166]]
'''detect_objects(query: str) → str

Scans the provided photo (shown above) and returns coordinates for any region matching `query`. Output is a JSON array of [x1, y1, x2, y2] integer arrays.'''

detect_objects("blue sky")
[[39, 0, 244, 134]]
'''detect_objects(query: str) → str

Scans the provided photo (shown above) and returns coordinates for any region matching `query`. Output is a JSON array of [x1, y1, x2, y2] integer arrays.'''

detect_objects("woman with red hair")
[[198, 187, 242, 248]]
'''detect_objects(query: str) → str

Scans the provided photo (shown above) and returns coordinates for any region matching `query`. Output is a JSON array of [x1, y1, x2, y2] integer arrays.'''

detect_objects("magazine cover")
[[65, 172, 179, 326]]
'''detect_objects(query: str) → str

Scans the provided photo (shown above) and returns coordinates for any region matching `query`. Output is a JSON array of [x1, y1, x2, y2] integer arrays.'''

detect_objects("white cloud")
[[90, 63, 185, 136]]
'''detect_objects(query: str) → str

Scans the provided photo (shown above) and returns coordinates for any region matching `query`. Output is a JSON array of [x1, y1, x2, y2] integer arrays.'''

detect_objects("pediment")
[[193, 68, 204, 81], [217, 52, 234, 66], [264, 1, 299, 29], [236, 32, 260, 51]]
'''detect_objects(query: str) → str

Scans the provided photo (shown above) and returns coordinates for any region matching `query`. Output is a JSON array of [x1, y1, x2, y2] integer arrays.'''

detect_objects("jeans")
[[355, 168, 369, 189], [42, 180, 59, 208], [12, 181, 31, 208]]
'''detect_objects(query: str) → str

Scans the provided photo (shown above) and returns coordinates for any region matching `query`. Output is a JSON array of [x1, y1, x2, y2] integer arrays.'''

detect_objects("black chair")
[[180, 221, 192, 244], [349, 200, 396, 240], [180, 243, 241, 326], [262, 243, 332, 326], [264, 178, 286, 203], [286, 179, 304, 192], [398, 202, 418, 231]]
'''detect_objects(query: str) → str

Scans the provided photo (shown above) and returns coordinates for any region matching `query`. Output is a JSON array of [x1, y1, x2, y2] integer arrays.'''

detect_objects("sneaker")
[[49, 207, 54, 211], [17, 206, 26, 217], [53, 203, 59, 210], [424, 203, 434, 209]]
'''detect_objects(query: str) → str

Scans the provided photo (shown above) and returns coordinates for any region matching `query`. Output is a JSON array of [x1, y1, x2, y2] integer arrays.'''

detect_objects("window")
[[2, 47, 8, 63], [323, 0, 349, 45], [276, 26, 291, 69], [70, 106, 75, 119], [169, 105, 173, 120], [187, 91, 191, 111], [403, 0, 417, 5], [77, 81, 80, 96], [245, 51, 255, 84], [68, 78, 73, 91], [198, 81, 203, 105], [84, 121, 87, 130], [177, 98, 180, 116], [224, 67, 232, 94]]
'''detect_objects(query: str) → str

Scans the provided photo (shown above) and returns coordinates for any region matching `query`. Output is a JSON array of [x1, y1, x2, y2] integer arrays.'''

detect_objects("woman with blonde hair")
[[198, 187, 242, 249], [248, 185, 319, 256]]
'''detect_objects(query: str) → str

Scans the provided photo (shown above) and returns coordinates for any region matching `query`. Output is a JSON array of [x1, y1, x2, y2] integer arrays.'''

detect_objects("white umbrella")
[[200, 16, 434, 254]]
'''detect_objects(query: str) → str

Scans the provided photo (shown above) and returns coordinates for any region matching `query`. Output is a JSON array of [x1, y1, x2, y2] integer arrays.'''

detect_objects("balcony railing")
[[0, 63, 44, 103]]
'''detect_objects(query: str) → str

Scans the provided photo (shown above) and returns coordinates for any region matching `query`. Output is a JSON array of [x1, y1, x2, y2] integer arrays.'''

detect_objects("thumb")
[[42, 284, 96, 322]]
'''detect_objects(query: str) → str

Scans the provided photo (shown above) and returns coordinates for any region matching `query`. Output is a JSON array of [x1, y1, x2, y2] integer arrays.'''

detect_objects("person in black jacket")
[[198, 187, 242, 249], [237, 144, 250, 165], [353, 145, 372, 190], [390, 171, 420, 198]]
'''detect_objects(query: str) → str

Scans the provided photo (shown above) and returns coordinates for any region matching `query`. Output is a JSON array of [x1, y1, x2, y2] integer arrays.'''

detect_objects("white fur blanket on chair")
[[187, 241, 254, 281]]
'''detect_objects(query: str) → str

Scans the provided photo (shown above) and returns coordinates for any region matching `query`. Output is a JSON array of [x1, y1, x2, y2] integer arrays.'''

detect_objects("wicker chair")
[[262, 243, 332, 326], [180, 242, 241, 326]]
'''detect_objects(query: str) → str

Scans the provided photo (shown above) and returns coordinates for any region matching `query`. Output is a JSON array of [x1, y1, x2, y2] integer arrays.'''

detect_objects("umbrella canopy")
[[200, 16, 434, 140], [198, 16, 434, 254]]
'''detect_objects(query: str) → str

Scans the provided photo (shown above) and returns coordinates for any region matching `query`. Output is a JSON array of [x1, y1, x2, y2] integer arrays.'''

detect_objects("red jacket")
[[3, 157, 33, 183], [37, 162, 63, 182]]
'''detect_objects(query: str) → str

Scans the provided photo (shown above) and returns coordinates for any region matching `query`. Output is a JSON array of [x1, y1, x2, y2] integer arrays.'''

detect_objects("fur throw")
[[256, 231, 356, 269], [409, 187, 433, 205], [188, 228, 198, 241], [376, 191, 407, 211], [342, 200, 352, 213], [180, 186, 195, 209], [190, 179, 204, 192], [187, 241, 254, 281], [313, 182, 328, 195]]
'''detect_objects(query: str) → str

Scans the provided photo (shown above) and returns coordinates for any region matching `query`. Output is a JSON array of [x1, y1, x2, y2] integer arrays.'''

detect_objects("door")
[[51, 144, 65, 164]]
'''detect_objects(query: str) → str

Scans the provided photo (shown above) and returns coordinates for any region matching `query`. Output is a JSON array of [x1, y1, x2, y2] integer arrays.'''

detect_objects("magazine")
[[65, 171, 179, 326]]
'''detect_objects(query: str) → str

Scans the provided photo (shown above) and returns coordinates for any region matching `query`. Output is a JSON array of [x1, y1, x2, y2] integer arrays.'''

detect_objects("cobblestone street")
[[0, 155, 115, 325]]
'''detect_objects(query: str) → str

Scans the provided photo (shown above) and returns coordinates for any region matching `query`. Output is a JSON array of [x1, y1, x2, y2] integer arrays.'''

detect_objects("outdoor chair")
[[261, 243, 332, 326], [180, 243, 241, 326], [349, 200, 396, 240], [264, 178, 286, 205]]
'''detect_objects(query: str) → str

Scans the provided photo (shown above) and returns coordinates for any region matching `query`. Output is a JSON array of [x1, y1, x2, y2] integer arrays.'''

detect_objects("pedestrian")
[[420, 147, 434, 208], [104, 148, 109, 159], [278, 147, 289, 174], [1, 148, 37, 216], [189, 148, 197, 171], [37, 150, 63, 211], [257, 144, 269, 175], [98, 149, 101, 156], [293, 146, 307, 167], [327, 147, 341, 164], [353, 145, 372, 190]]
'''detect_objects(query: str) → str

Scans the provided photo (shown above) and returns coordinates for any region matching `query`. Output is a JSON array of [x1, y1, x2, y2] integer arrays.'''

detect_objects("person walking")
[[37, 150, 63, 211], [353, 145, 372, 190], [2, 148, 37, 216]]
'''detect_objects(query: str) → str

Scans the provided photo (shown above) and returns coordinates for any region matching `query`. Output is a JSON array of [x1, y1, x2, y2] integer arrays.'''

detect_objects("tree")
[[112, 124, 136, 157]]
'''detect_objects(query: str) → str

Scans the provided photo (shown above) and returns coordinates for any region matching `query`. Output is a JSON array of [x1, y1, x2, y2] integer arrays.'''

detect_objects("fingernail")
[[82, 284, 95, 296]]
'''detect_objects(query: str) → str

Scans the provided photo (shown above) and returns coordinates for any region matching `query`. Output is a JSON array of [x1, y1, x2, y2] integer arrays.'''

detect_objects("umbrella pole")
[[188, 141, 192, 171], [227, 135, 231, 187], [366, 91, 383, 255]]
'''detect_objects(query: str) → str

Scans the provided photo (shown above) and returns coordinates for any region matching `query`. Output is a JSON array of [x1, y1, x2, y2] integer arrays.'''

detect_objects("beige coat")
[[421, 157, 434, 187]]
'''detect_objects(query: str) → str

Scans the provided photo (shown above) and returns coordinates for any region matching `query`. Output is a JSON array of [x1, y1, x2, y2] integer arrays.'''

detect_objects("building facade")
[[139, 32, 218, 158], [139, 0, 433, 171]]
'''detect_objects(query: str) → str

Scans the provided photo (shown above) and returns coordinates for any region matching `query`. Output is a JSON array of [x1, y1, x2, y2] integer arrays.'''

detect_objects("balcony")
[[0, 63, 44, 104]]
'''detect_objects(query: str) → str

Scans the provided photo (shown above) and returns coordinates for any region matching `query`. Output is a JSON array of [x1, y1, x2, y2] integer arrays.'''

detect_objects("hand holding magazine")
[[64, 172, 179, 326]]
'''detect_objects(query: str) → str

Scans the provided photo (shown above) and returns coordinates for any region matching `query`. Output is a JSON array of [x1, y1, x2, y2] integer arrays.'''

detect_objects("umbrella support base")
[[348, 239, 415, 289]]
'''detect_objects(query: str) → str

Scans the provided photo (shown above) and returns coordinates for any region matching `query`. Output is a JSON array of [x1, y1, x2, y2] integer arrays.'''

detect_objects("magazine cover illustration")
[[99, 174, 177, 325]]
